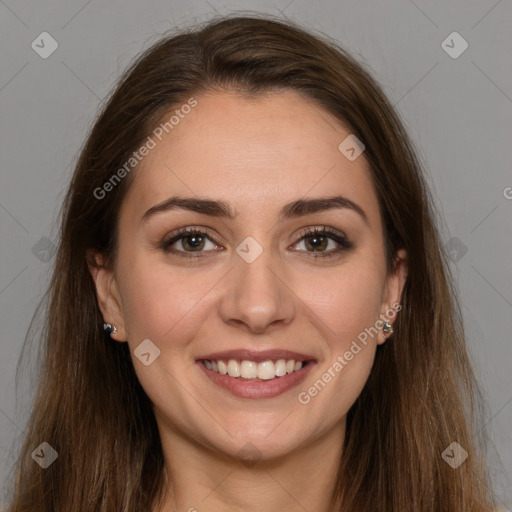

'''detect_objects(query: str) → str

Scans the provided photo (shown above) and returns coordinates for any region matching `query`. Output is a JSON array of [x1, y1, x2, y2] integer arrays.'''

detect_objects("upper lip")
[[196, 349, 316, 363]]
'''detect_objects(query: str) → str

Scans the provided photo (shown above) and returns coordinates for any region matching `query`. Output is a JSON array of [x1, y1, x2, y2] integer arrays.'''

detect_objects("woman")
[[7, 14, 495, 511]]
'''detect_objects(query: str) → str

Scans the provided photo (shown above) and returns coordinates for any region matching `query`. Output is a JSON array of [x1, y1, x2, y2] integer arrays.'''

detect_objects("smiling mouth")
[[196, 357, 316, 399], [199, 358, 313, 381]]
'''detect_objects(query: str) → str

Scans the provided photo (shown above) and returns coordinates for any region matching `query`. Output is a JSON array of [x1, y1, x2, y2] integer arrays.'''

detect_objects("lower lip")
[[197, 361, 315, 399]]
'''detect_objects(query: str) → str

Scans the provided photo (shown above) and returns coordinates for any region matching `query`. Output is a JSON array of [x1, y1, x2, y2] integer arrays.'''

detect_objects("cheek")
[[295, 263, 383, 419], [296, 258, 385, 350], [117, 251, 217, 345], [116, 255, 214, 402]]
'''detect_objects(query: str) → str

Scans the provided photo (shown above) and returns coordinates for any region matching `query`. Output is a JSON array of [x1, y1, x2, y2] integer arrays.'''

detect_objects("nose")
[[218, 244, 296, 334]]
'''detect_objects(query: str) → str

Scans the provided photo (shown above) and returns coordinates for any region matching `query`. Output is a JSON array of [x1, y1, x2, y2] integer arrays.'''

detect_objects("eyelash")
[[160, 226, 353, 260]]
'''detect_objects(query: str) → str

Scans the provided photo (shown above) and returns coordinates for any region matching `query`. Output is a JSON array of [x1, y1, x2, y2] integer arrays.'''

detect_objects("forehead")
[[120, 89, 380, 227]]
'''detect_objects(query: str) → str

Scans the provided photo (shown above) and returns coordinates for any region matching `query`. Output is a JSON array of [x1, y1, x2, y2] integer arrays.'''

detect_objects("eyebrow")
[[141, 195, 369, 226]]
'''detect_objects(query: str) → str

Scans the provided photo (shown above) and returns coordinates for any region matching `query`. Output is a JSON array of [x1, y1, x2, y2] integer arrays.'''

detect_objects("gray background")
[[0, 0, 511, 508]]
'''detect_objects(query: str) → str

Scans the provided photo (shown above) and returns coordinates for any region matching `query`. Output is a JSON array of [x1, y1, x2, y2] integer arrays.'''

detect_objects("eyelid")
[[160, 226, 222, 252], [161, 225, 352, 258], [290, 225, 352, 256], [294, 225, 347, 243]]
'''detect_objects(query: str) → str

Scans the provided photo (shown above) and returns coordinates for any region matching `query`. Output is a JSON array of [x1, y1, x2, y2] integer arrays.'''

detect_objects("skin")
[[89, 89, 407, 512]]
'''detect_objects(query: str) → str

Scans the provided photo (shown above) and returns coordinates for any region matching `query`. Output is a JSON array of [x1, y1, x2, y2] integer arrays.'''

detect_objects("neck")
[[154, 420, 346, 512]]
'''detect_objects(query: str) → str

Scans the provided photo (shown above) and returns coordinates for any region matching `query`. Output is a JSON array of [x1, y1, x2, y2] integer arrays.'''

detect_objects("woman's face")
[[91, 89, 407, 460]]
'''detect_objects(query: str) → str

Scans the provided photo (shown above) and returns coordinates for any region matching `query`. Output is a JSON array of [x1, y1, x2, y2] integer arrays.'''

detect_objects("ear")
[[86, 249, 127, 342], [377, 248, 408, 345]]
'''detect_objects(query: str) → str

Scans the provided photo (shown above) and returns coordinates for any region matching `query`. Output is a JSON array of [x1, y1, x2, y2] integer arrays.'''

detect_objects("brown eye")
[[293, 227, 353, 258], [302, 233, 329, 252], [179, 233, 207, 252], [161, 228, 221, 258]]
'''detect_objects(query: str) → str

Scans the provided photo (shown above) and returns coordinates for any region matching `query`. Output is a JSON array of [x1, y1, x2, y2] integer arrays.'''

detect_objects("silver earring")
[[382, 321, 393, 338], [103, 323, 117, 336]]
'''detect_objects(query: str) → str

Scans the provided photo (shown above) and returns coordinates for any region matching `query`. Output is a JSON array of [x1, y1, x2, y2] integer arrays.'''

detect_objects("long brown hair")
[[7, 14, 495, 511]]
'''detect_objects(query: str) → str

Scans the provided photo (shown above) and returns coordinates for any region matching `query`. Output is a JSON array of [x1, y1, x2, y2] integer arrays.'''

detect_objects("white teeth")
[[217, 360, 228, 375], [204, 358, 307, 380], [227, 359, 240, 377], [257, 361, 275, 380], [275, 359, 287, 377], [240, 360, 258, 379]]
